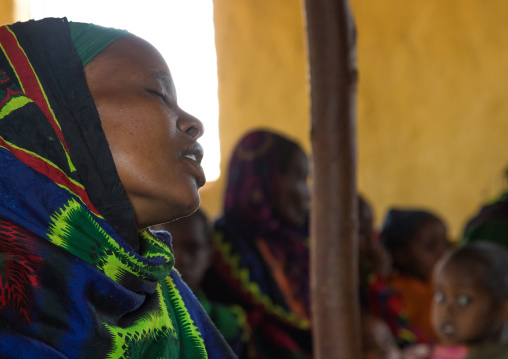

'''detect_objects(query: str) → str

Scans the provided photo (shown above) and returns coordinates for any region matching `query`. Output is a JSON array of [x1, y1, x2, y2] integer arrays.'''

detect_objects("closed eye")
[[146, 89, 168, 104]]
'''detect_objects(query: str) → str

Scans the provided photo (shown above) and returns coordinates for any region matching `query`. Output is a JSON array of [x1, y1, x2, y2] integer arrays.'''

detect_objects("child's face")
[[154, 215, 211, 291], [401, 218, 448, 282], [431, 260, 503, 346], [362, 315, 400, 359]]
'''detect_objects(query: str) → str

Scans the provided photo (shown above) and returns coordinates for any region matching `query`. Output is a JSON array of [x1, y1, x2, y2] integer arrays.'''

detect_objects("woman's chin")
[[134, 195, 200, 230]]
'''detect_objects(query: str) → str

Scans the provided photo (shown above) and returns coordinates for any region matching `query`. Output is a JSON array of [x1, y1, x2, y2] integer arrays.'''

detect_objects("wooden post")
[[302, 0, 360, 358]]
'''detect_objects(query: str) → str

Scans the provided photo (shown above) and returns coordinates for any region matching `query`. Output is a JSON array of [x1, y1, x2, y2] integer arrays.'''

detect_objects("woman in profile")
[[0, 18, 235, 358], [204, 129, 312, 358]]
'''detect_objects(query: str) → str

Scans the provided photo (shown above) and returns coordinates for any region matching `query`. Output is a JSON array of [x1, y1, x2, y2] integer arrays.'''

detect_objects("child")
[[152, 209, 213, 293], [362, 312, 401, 359], [380, 208, 450, 342], [152, 209, 252, 358], [430, 242, 508, 359], [361, 200, 433, 348], [361, 311, 431, 359]]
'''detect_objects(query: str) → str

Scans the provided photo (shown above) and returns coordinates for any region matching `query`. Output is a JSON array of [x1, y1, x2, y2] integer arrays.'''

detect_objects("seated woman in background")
[[462, 195, 508, 249], [379, 209, 449, 345], [359, 197, 426, 350], [0, 18, 235, 358], [152, 209, 252, 358], [430, 242, 508, 359], [462, 167, 508, 248], [358, 195, 392, 304], [203, 129, 312, 359]]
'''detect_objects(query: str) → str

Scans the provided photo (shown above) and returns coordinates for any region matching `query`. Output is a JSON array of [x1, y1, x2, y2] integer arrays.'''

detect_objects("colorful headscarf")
[[462, 193, 508, 248], [0, 18, 234, 358], [204, 130, 312, 358]]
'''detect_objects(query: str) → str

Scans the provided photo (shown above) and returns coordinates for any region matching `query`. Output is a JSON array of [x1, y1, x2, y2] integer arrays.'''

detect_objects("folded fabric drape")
[[0, 17, 234, 358]]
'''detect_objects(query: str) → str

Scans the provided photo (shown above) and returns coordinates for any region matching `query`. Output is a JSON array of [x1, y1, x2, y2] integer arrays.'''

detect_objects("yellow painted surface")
[[3, 1, 506, 239], [352, 0, 508, 239], [0, 0, 14, 26], [199, 0, 310, 219], [206, 0, 508, 240], [0, 0, 30, 25]]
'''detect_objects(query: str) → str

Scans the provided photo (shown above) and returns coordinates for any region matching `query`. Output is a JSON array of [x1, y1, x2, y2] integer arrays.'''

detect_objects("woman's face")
[[431, 260, 504, 346], [85, 36, 205, 229], [275, 149, 310, 228]]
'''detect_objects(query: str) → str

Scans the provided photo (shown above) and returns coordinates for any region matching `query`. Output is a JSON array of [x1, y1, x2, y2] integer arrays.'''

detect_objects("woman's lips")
[[184, 154, 197, 161], [182, 142, 204, 164], [185, 157, 206, 187], [181, 143, 206, 187]]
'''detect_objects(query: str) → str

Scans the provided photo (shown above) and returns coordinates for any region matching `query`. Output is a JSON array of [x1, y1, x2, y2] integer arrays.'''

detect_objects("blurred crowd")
[[153, 129, 508, 359]]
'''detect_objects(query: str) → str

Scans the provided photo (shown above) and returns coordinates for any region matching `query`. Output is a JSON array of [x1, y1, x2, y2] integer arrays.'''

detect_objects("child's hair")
[[380, 208, 447, 279], [440, 241, 508, 303], [380, 208, 440, 252]]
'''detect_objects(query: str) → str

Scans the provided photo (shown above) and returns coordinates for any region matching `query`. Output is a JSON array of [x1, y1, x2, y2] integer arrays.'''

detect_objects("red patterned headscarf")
[[205, 130, 312, 358], [224, 130, 306, 235]]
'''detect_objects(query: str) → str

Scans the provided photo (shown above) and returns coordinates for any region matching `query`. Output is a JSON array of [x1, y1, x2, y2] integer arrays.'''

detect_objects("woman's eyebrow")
[[151, 70, 174, 87]]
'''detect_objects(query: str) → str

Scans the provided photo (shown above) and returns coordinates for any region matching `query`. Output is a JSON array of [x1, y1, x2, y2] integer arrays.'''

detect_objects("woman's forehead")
[[95, 35, 171, 76], [85, 35, 175, 95]]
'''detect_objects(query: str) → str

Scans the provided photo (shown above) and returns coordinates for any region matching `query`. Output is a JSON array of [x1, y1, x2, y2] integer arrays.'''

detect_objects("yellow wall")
[[199, 0, 310, 219], [3, 1, 507, 239], [353, 0, 508, 239], [206, 0, 508, 240], [0, 0, 14, 25]]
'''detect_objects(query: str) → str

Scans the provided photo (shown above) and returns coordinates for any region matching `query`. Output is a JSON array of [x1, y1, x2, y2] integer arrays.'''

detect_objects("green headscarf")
[[69, 21, 129, 66]]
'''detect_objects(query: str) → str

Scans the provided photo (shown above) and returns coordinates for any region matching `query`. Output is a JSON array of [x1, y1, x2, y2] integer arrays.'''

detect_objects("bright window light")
[[31, 0, 221, 181]]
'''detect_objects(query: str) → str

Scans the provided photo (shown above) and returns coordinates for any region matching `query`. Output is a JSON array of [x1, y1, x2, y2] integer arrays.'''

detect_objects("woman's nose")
[[177, 110, 204, 140]]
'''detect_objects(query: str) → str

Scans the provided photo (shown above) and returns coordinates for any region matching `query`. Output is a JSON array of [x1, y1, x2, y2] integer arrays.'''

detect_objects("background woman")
[[204, 129, 312, 358], [379, 209, 449, 344]]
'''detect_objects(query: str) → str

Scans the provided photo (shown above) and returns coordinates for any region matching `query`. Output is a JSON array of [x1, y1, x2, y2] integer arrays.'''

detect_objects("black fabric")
[[10, 18, 139, 248]]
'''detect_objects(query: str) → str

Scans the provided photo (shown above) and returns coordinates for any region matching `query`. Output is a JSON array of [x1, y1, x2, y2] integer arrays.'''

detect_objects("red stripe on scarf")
[[0, 26, 71, 156], [0, 136, 101, 217], [0, 88, 25, 108]]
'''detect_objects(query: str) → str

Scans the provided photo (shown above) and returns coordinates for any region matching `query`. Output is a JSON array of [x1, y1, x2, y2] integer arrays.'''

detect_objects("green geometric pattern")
[[47, 199, 208, 358], [47, 198, 173, 283], [166, 276, 208, 359], [103, 283, 177, 359]]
